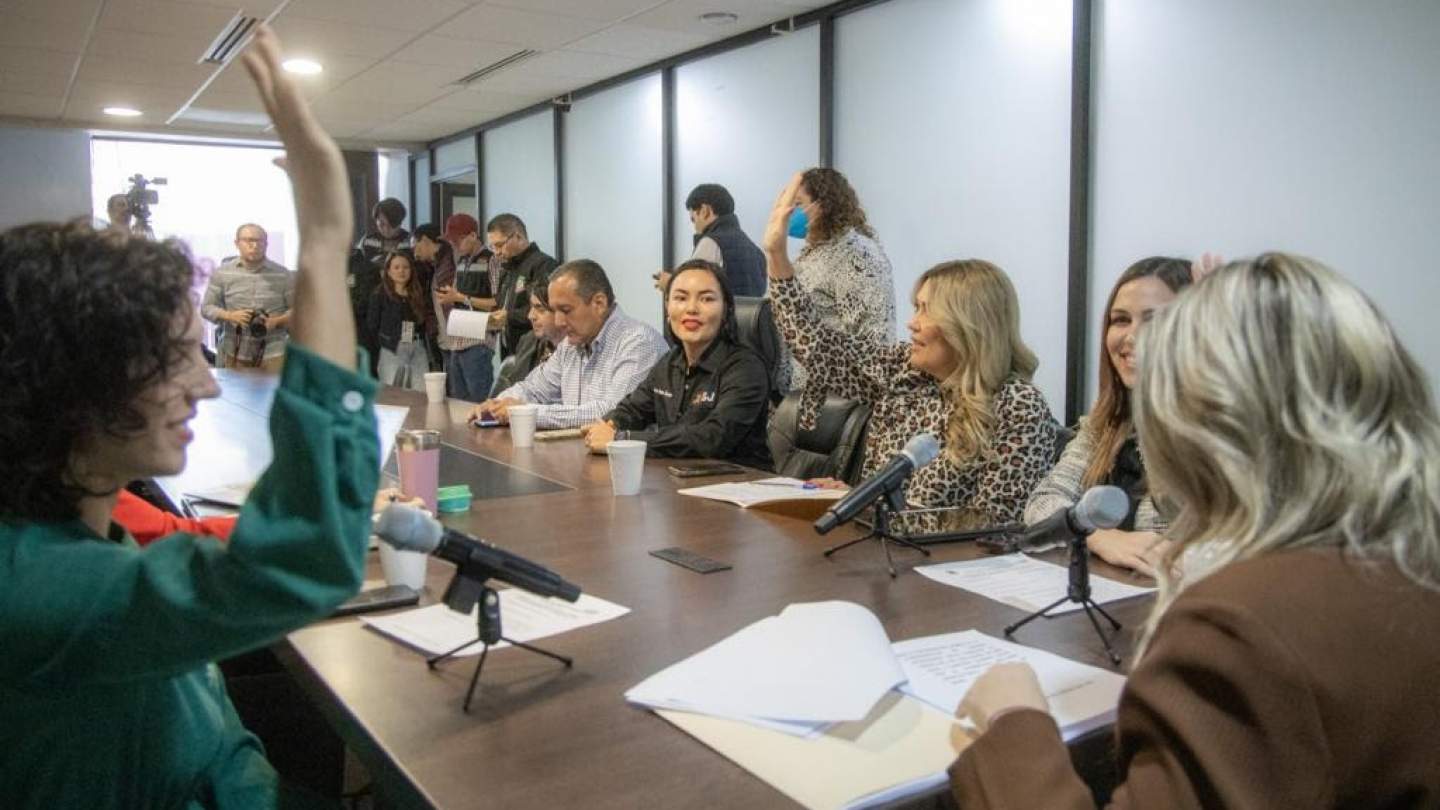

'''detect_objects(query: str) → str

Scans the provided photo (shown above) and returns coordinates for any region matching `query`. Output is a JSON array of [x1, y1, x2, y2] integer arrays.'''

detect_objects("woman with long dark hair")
[[1024, 256, 1194, 574], [368, 250, 434, 389], [581, 259, 772, 468]]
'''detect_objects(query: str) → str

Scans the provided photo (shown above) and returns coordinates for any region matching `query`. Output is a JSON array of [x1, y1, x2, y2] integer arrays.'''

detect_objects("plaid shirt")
[[499, 306, 668, 429]]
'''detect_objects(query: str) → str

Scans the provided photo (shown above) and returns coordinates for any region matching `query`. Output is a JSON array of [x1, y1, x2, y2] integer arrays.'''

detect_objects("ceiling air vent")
[[199, 12, 261, 65], [453, 50, 540, 86]]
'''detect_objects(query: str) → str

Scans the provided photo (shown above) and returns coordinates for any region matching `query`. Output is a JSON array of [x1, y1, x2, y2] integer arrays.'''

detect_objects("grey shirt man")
[[201, 257, 295, 366]]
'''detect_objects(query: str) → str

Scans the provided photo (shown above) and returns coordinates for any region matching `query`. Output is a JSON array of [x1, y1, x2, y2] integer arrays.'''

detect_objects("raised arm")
[[242, 27, 353, 367], [762, 173, 904, 403]]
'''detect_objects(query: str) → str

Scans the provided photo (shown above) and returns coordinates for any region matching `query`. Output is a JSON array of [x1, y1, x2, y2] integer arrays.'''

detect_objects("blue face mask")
[[787, 206, 809, 239]]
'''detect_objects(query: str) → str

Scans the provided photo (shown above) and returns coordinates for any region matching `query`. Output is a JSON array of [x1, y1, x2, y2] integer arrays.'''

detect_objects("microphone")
[[1018, 485, 1130, 553], [375, 504, 581, 602], [814, 433, 941, 535]]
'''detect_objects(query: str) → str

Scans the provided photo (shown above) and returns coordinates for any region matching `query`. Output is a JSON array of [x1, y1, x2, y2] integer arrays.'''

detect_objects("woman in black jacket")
[[367, 251, 435, 389], [581, 259, 772, 469]]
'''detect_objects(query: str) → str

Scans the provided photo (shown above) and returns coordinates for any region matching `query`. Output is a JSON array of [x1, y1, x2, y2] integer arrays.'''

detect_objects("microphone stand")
[[822, 486, 931, 578], [1003, 533, 1123, 664], [426, 568, 573, 713]]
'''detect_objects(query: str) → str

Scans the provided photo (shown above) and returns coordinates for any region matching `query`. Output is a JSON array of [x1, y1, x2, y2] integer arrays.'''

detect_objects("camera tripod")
[[426, 575, 573, 713]]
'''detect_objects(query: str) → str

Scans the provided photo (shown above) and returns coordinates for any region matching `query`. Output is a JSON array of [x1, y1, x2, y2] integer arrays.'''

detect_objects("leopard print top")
[[771, 276, 1057, 526]]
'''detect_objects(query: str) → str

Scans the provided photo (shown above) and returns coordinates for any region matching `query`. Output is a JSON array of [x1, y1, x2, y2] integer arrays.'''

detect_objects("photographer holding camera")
[[201, 223, 294, 370]]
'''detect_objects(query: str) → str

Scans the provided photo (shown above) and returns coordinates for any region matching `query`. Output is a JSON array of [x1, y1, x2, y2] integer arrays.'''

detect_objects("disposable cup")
[[379, 544, 428, 591], [606, 439, 647, 496], [509, 404, 539, 448], [423, 372, 446, 403]]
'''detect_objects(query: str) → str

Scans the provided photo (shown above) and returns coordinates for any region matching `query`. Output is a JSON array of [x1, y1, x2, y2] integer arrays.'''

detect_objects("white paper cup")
[[606, 439, 647, 496], [423, 372, 446, 403], [379, 544, 428, 591], [508, 404, 538, 448]]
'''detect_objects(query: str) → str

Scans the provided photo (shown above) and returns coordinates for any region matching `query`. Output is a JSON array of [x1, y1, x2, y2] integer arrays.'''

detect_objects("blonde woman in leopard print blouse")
[[764, 173, 1057, 527]]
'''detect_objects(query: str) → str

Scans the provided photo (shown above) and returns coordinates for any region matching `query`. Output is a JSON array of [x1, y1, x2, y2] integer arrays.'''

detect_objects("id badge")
[[400, 321, 415, 344]]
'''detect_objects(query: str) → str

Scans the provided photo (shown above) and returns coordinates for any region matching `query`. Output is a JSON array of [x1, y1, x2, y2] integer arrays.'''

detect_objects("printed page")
[[914, 554, 1154, 614], [362, 590, 630, 657]]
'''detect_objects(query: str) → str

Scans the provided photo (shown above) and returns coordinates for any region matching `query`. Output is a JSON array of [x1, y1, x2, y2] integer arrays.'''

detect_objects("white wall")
[[413, 153, 432, 227], [433, 138, 475, 176], [483, 111, 558, 256], [0, 123, 91, 230], [836, 0, 1074, 413], [380, 150, 410, 219], [564, 74, 664, 327], [1090, 0, 1440, 400], [673, 27, 820, 265]]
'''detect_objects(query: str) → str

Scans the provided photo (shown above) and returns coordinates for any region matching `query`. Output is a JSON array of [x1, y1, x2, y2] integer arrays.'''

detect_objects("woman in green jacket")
[[0, 26, 376, 809]]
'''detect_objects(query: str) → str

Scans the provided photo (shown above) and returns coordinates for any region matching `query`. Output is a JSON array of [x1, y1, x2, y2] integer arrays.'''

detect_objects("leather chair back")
[[767, 391, 871, 484]]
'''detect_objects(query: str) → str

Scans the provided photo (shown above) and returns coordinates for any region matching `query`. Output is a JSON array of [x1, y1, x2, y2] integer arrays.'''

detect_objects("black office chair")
[[767, 391, 871, 484], [732, 296, 787, 406], [490, 354, 518, 398], [1051, 422, 1076, 465]]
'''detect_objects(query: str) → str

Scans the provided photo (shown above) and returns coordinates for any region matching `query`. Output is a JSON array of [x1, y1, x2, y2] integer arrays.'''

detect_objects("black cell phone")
[[472, 415, 501, 428], [667, 461, 747, 478], [331, 584, 420, 617]]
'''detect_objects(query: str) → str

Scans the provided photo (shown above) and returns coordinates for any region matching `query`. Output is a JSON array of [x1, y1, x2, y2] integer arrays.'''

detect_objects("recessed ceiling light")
[[282, 58, 323, 75], [699, 11, 739, 25], [103, 106, 143, 117]]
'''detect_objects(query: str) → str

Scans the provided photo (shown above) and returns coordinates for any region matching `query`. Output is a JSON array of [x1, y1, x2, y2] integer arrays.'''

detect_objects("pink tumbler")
[[396, 429, 441, 512]]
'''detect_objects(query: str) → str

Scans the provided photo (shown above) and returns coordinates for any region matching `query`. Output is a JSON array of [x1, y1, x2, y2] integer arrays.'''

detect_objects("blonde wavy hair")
[[916, 260, 1038, 464], [1134, 252, 1440, 654]]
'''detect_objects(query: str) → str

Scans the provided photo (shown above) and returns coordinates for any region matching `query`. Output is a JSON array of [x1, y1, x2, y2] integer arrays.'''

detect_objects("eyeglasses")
[[487, 232, 515, 252], [237, 237, 265, 244]]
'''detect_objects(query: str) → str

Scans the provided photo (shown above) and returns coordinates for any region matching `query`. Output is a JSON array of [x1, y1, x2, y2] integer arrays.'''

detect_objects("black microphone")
[[375, 505, 581, 602], [814, 433, 942, 535], [1018, 485, 1130, 552]]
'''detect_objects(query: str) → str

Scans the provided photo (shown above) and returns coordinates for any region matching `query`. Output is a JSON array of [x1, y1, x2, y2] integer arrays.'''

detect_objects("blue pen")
[[753, 480, 819, 490]]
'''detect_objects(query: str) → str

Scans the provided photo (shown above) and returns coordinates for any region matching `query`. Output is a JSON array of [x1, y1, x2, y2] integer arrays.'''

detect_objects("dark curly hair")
[[0, 221, 195, 521], [799, 167, 875, 244]]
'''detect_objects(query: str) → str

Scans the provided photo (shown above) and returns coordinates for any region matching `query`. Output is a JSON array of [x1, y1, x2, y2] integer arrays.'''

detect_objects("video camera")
[[124, 173, 167, 229]]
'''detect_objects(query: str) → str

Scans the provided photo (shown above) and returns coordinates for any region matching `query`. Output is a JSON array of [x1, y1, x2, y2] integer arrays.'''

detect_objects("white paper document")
[[894, 629, 1126, 741], [626, 602, 905, 732], [361, 590, 629, 656], [677, 477, 846, 508], [446, 308, 493, 340], [914, 554, 1155, 614]]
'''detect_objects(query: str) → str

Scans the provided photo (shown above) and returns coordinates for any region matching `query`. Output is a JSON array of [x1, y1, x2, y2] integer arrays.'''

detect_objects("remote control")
[[331, 584, 420, 617], [649, 546, 732, 574]]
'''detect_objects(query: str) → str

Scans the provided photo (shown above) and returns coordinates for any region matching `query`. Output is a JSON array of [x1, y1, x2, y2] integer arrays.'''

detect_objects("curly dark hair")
[[0, 221, 195, 521], [799, 167, 875, 244]]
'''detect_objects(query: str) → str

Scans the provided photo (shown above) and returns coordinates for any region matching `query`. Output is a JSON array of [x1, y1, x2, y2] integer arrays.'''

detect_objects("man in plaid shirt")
[[474, 259, 667, 430]]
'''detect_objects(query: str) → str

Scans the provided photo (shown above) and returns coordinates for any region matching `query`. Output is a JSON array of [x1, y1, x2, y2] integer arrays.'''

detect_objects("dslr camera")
[[247, 309, 270, 339]]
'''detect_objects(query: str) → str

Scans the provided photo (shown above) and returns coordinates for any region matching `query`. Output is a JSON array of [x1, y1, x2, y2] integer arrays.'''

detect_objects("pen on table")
[[752, 480, 819, 490]]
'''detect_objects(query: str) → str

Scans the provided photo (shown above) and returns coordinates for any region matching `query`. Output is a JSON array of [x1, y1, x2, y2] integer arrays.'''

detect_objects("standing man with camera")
[[201, 223, 294, 371]]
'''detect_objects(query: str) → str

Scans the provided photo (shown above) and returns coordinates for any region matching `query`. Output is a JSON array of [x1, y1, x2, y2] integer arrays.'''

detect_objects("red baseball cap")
[[443, 213, 478, 243]]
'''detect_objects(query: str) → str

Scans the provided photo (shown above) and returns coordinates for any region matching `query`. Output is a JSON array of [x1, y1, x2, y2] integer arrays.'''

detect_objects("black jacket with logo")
[[497, 242, 558, 357], [606, 338, 772, 470]]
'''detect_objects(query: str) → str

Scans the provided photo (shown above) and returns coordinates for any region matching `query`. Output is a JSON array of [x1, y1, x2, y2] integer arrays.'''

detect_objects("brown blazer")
[[950, 548, 1440, 809]]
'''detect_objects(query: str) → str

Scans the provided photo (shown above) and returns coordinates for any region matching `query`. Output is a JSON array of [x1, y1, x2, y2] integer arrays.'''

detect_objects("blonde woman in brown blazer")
[[950, 253, 1440, 808]]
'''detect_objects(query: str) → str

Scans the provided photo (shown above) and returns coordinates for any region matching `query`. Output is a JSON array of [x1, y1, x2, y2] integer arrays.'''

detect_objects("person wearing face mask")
[[581, 259, 772, 468], [776, 167, 895, 393], [762, 173, 1056, 525], [1024, 257, 1196, 575], [491, 282, 560, 396], [0, 25, 379, 808]]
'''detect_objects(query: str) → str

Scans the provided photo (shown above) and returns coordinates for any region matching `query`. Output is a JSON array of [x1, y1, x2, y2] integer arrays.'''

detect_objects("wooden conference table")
[[181, 372, 1155, 809]]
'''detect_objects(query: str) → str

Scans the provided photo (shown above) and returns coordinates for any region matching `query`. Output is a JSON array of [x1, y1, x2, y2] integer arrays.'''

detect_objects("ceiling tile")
[[281, 0, 470, 33], [0, 12, 95, 52], [321, 60, 464, 103], [271, 16, 417, 59], [0, 46, 79, 76], [96, 0, 240, 38], [86, 28, 218, 66], [441, 5, 611, 50], [423, 85, 537, 113], [386, 34, 520, 71], [75, 54, 215, 90], [485, 0, 667, 23], [526, 49, 648, 80], [626, 0, 827, 34], [565, 24, 710, 61], [0, 90, 64, 119], [0, 0, 103, 27], [0, 68, 71, 96], [456, 68, 573, 98]]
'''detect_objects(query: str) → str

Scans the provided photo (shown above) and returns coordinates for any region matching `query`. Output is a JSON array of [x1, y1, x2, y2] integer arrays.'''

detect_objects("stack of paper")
[[362, 589, 630, 656], [628, 601, 1128, 810], [626, 601, 904, 735], [677, 477, 846, 509], [915, 553, 1155, 614]]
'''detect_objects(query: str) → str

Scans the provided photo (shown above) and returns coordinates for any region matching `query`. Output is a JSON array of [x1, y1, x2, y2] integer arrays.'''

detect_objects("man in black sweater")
[[485, 213, 559, 359]]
